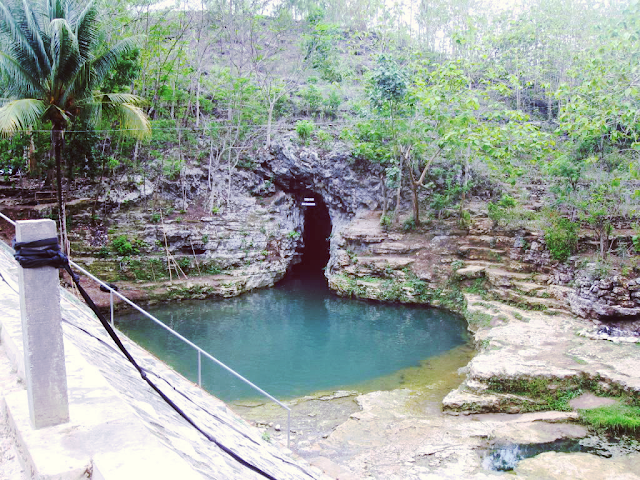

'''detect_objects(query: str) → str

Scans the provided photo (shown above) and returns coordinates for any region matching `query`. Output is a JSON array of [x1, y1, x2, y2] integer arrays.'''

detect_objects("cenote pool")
[[117, 270, 470, 402]]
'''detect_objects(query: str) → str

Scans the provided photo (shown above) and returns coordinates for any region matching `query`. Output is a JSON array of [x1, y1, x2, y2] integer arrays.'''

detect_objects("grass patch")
[[487, 377, 584, 412], [568, 354, 588, 365], [486, 375, 639, 416], [580, 404, 640, 435], [467, 311, 492, 328], [464, 277, 488, 296]]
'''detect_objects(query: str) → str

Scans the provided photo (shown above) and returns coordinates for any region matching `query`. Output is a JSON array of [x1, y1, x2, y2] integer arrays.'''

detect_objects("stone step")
[[357, 256, 416, 270], [463, 235, 521, 249], [369, 242, 421, 255], [490, 288, 569, 312], [511, 280, 547, 295], [458, 245, 507, 262], [442, 388, 545, 415], [486, 266, 549, 283], [511, 281, 575, 302]]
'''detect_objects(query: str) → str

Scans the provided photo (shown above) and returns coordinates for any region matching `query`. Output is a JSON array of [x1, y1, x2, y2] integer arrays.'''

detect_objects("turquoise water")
[[117, 271, 469, 402]]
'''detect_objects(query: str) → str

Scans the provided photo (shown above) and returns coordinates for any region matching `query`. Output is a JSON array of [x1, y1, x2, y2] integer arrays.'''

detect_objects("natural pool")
[[117, 270, 470, 402]]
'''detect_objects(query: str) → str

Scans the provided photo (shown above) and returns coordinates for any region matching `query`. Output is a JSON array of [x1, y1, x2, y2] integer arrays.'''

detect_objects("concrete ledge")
[[4, 340, 203, 480]]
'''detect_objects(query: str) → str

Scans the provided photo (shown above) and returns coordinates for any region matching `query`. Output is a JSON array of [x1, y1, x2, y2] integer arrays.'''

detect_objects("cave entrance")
[[298, 193, 332, 274]]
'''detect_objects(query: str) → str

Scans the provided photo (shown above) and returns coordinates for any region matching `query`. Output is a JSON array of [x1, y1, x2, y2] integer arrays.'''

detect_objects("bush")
[[487, 194, 517, 227], [295, 120, 314, 145], [402, 216, 416, 232], [111, 235, 139, 256], [544, 215, 578, 262]]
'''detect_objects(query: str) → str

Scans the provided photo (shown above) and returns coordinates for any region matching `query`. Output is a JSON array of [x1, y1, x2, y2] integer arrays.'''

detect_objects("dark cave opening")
[[297, 194, 332, 274]]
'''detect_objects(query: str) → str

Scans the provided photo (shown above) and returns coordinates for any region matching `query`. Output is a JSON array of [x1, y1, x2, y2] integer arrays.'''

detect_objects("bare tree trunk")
[[459, 144, 470, 222], [195, 75, 201, 128], [408, 166, 420, 227], [380, 172, 388, 219], [28, 133, 37, 176], [393, 155, 403, 225], [266, 102, 274, 148]]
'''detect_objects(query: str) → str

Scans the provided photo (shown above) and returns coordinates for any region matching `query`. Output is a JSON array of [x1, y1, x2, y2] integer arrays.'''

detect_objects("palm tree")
[[0, 0, 150, 253]]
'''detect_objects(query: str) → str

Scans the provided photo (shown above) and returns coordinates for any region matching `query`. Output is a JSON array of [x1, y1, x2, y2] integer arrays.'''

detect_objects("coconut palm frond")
[[0, 0, 44, 76], [0, 98, 45, 135], [48, 17, 79, 64], [98, 92, 146, 107], [59, 61, 90, 106], [83, 100, 102, 127], [0, 51, 43, 98], [107, 102, 151, 139], [21, 0, 52, 74], [47, 0, 68, 21], [74, 0, 97, 58], [92, 36, 141, 86]]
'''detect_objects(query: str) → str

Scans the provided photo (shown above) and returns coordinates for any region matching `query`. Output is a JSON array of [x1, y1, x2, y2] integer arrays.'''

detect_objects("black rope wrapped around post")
[[12, 237, 279, 480], [13, 238, 69, 269]]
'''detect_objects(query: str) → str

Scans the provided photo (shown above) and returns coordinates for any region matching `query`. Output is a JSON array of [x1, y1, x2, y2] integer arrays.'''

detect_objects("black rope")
[[13, 237, 68, 269], [12, 238, 282, 480]]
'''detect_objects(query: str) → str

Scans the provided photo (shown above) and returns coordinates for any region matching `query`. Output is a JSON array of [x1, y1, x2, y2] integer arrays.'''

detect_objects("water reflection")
[[117, 270, 469, 401]]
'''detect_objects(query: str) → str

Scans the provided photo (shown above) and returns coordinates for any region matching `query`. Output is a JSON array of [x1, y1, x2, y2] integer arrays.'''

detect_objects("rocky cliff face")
[[59, 139, 639, 340], [70, 139, 388, 308]]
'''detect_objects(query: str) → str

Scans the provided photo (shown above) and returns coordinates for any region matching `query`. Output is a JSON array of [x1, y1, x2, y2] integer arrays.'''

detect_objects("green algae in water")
[[117, 270, 469, 402]]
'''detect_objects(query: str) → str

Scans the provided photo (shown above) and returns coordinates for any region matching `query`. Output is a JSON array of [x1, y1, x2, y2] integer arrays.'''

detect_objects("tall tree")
[[0, 0, 150, 253]]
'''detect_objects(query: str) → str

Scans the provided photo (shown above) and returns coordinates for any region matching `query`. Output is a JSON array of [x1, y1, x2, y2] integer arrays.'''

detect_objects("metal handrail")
[[0, 211, 291, 447]]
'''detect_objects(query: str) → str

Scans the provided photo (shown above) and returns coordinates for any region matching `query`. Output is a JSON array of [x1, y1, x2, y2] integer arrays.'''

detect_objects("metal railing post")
[[110, 290, 114, 328], [287, 409, 291, 448], [197, 350, 202, 386]]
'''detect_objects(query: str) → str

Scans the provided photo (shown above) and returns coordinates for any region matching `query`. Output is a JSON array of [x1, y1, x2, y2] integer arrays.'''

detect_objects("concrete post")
[[16, 219, 70, 429]]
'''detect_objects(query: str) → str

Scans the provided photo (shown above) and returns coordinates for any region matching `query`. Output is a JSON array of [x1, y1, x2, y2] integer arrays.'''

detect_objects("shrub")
[[111, 235, 139, 256], [402, 216, 416, 232], [544, 215, 578, 262], [295, 120, 314, 145], [487, 194, 516, 227]]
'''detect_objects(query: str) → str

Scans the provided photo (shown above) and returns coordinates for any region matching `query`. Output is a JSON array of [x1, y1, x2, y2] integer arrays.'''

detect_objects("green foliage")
[[287, 231, 301, 239], [544, 213, 579, 262], [369, 55, 408, 113], [580, 404, 640, 435], [323, 86, 342, 118], [402, 217, 416, 232], [487, 194, 517, 228], [316, 129, 332, 149], [111, 235, 140, 256], [203, 262, 222, 275], [299, 84, 323, 116], [295, 120, 314, 144], [177, 257, 191, 272], [429, 165, 467, 217], [304, 17, 343, 82], [101, 48, 141, 93]]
